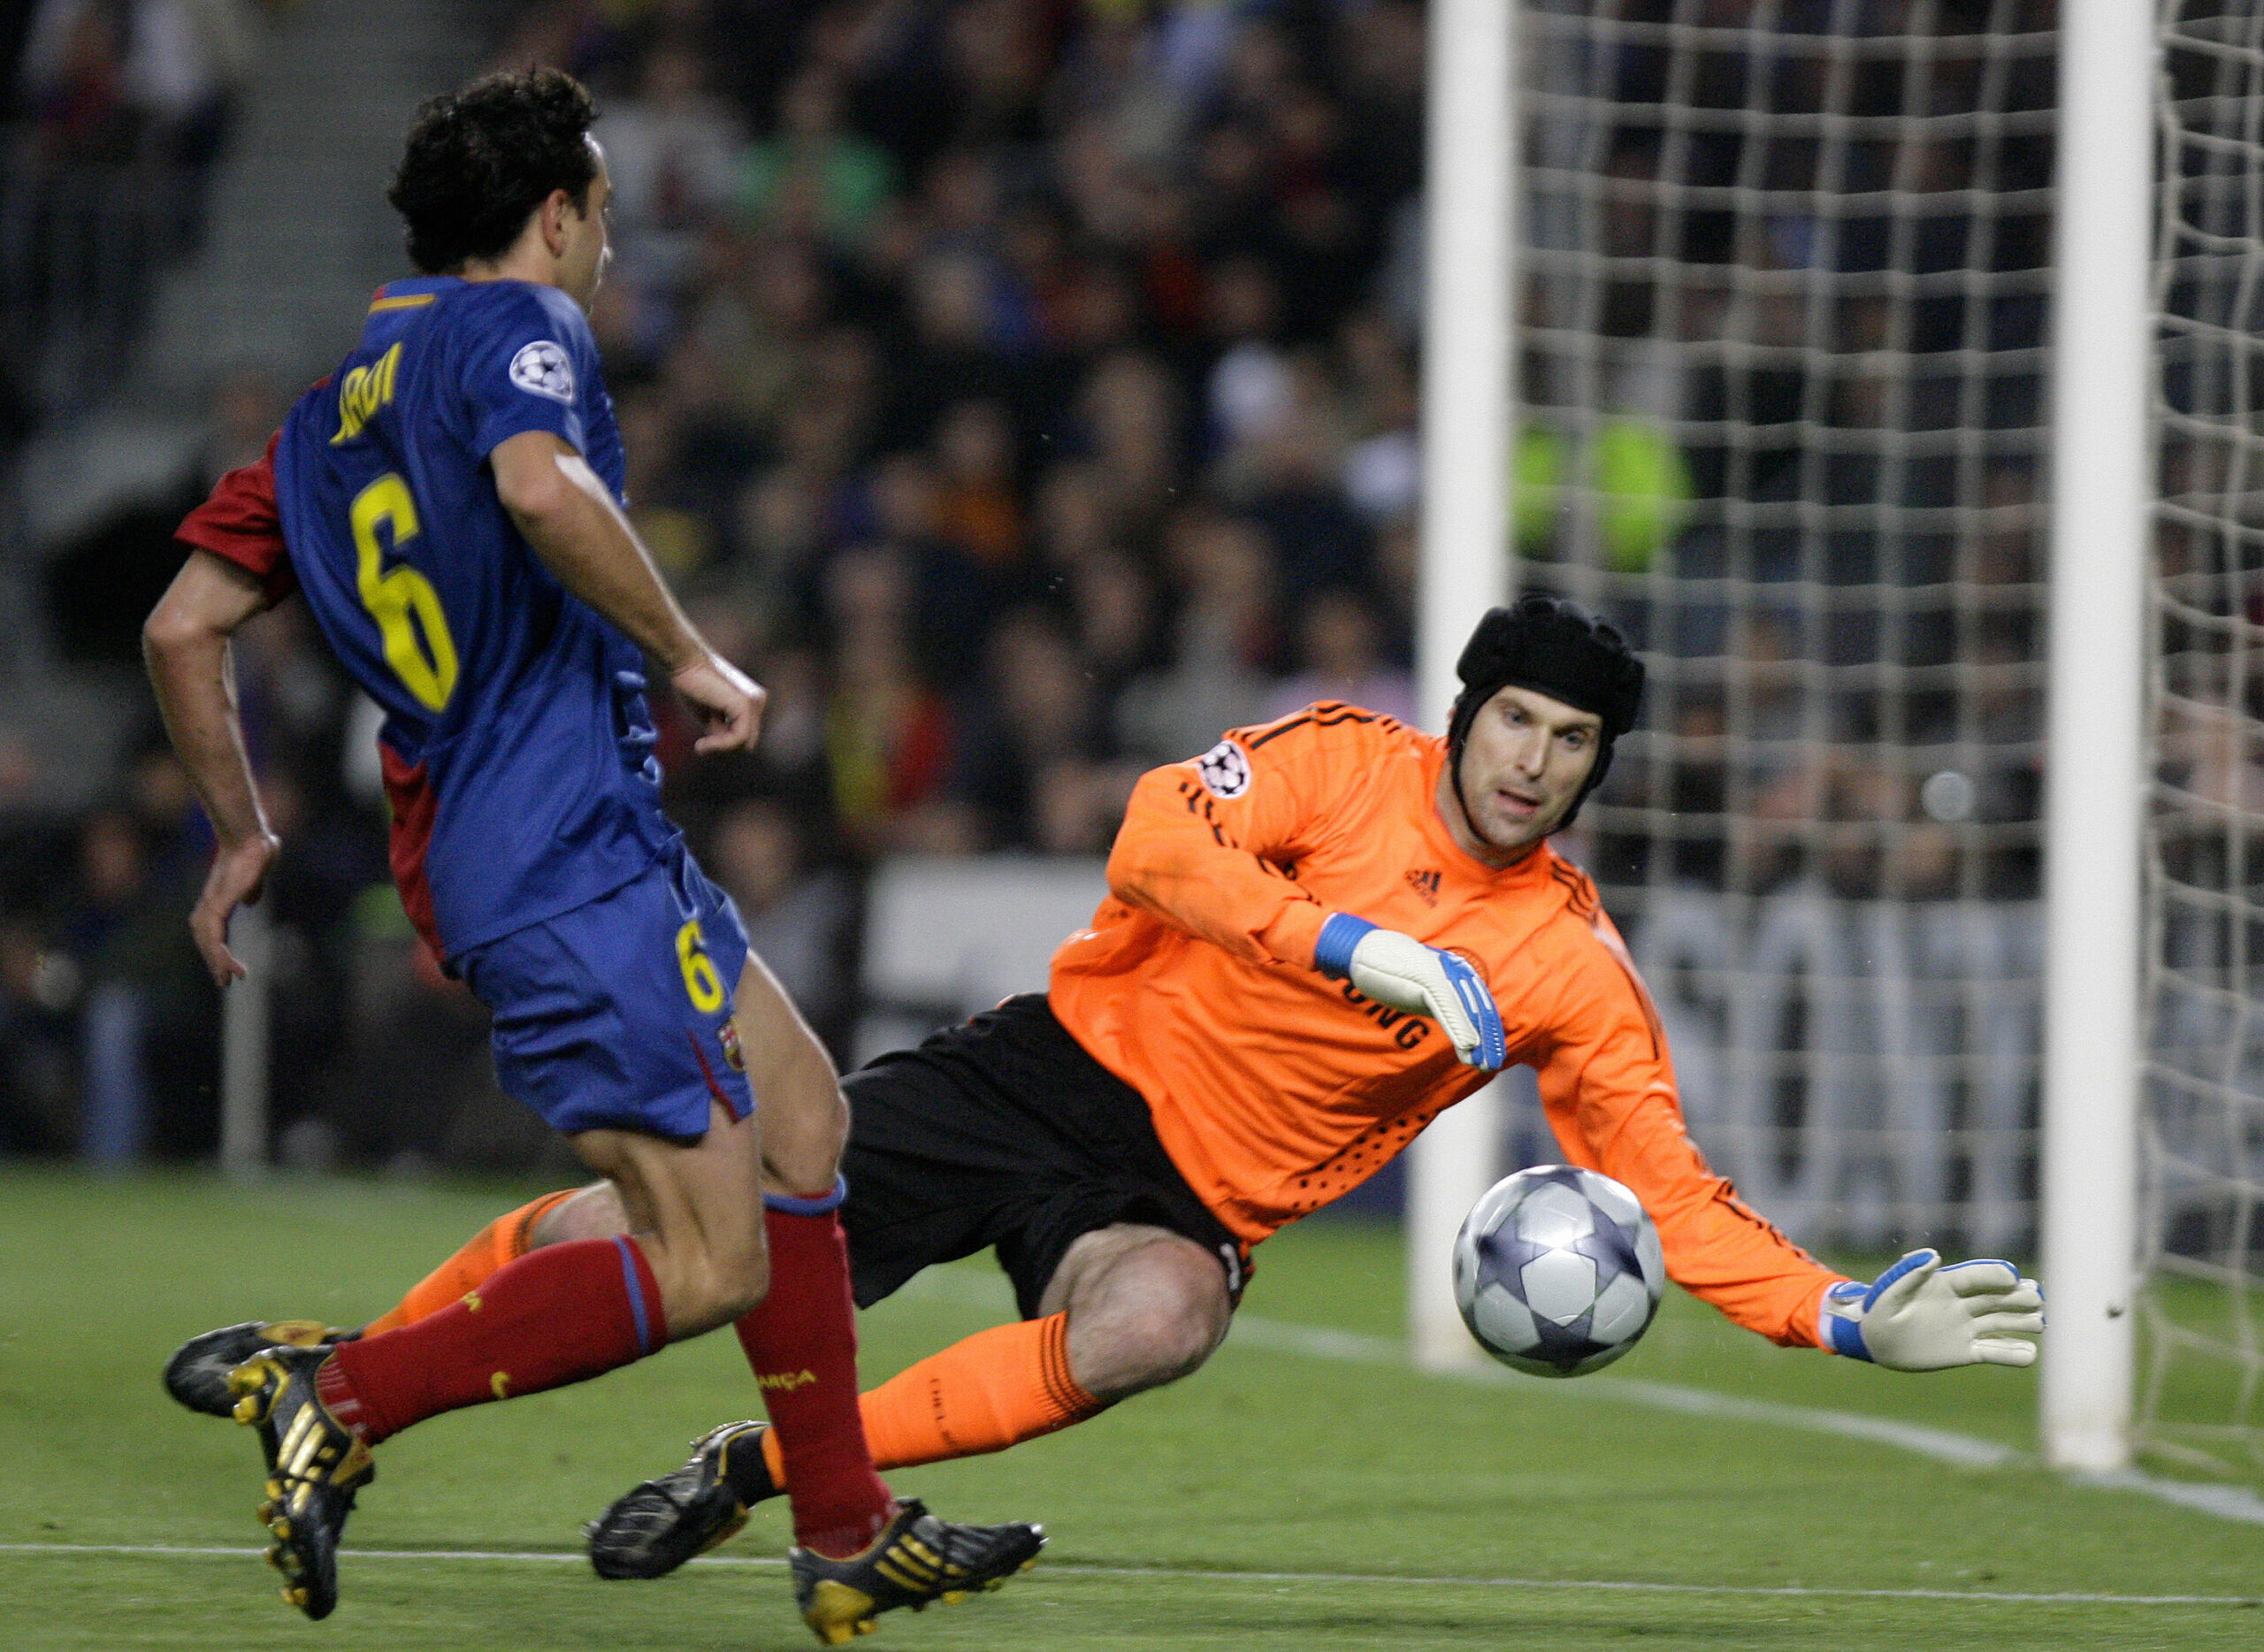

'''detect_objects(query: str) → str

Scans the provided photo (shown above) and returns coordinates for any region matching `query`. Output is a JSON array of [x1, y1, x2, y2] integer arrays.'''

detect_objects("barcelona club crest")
[[718, 1019, 746, 1072]]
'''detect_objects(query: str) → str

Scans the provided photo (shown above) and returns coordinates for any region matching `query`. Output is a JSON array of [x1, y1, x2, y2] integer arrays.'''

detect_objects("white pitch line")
[[2070, 1467, 2264, 1526], [0, 1542, 2253, 1608], [1220, 1312, 2264, 1525], [1226, 1318, 2015, 1467], [912, 1268, 2264, 1523]]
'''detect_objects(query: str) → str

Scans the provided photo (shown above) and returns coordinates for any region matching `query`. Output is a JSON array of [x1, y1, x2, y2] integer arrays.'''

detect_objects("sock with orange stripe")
[[362, 1189, 578, 1336], [738, 1313, 1104, 1498], [318, 1235, 663, 1446]]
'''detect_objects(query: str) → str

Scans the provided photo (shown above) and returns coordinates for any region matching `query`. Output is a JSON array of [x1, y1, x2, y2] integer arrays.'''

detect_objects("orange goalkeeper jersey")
[[1048, 704, 1842, 1349]]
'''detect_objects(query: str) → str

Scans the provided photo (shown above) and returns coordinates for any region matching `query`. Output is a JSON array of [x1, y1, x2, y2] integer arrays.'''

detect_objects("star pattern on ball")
[[1454, 1165, 1665, 1377]]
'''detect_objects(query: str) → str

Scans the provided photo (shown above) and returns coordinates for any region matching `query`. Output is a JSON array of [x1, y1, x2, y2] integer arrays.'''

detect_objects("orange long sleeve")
[[1100, 723, 1337, 969], [1529, 910, 1837, 1347]]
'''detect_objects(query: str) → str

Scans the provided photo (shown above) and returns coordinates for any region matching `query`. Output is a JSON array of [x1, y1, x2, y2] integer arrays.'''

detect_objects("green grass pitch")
[[2, 1167, 2259, 1649]]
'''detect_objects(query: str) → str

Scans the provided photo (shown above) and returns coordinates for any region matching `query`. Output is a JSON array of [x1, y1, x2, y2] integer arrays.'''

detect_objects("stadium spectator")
[[738, 66, 898, 247], [19, 0, 140, 166], [44, 368, 284, 666], [1262, 585, 1415, 729], [1119, 503, 1278, 760], [704, 794, 856, 1049], [821, 544, 964, 852], [0, 912, 76, 1153], [949, 605, 1112, 851], [593, 40, 744, 283]]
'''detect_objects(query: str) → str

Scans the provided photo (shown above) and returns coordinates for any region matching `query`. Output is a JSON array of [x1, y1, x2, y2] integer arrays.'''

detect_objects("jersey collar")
[[368, 276, 463, 313]]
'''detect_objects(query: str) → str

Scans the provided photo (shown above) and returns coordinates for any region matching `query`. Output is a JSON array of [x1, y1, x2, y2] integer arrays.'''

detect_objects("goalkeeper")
[[168, 595, 2042, 1576]]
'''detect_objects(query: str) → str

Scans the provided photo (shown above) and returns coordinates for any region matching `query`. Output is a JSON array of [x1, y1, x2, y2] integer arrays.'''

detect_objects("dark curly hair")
[[387, 67, 600, 275]]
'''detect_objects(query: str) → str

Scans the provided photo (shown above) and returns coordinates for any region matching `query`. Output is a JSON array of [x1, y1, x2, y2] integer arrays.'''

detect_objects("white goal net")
[[1509, 1, 2055, 1258], [2140, 0, 2264, 1480]]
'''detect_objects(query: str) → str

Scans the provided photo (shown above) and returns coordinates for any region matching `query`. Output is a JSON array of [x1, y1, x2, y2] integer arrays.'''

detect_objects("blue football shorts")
[[457, 837, 755, 1140]]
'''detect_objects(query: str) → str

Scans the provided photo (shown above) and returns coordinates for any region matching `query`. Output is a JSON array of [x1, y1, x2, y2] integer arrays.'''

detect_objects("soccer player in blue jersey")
[[142, 69, 1038, 1644]]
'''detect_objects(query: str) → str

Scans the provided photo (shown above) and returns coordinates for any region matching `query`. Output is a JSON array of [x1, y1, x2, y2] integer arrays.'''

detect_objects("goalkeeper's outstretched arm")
[[1534, 920, 2043, 1369]]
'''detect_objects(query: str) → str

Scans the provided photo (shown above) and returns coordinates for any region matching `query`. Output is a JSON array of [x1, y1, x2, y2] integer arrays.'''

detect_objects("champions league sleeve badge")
[[1195, 738, 1252, 800], [509, 339, 577, 404]]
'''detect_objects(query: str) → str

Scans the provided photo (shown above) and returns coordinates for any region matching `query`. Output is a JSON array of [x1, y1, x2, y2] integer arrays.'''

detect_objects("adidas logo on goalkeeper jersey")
[[1404, 869, 1442, 906]]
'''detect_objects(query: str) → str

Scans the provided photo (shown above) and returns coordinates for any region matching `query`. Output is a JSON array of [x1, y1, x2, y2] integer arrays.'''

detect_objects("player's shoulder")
[[1523, 851, 1651, 997], [1227, 700, 1426, 765], [443, 276, 585, 325], [1534, 845, 1605, 925], [1184, 702, 1426, 805], [440, 279, 593, 357], [437, 280, 594, 403]]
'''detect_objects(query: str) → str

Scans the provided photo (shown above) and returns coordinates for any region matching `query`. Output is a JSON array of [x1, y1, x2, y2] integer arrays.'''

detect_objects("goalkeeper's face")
[[1449, 685, 1602, 862]]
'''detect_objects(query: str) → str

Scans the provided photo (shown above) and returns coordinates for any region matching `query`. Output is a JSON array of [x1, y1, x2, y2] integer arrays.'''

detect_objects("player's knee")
[[763, 1086, 849, 1194], [1139, 1277, 1229, 1380], [534, 1182, 623, 1247], [651, 1242, 769, 1337], [1078, 1243, 1230, 1395]]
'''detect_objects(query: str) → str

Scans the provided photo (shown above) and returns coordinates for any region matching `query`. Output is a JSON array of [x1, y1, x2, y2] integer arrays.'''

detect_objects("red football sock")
[[751, 1313, 1104, 1492], [321, 1236, 662, 1446], [734, 1194, 892, 1559]]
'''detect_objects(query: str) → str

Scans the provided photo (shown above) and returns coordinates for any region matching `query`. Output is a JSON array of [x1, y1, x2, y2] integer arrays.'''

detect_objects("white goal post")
[[2037, 0, 2152, 1474], [1407, 0, 1517, 1372]]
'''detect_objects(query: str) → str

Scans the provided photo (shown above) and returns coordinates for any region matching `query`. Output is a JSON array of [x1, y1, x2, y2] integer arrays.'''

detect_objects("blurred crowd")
[[10, 0, 263, 175], [528, 0, 1433, 858], [2, 1, 278, 416], [1, 0, 1434, 1166]]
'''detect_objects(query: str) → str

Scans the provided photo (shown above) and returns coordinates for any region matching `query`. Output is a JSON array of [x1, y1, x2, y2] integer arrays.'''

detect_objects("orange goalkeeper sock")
[[753, 1313, 1104, 1491], [362, 1189, 578, 1336]]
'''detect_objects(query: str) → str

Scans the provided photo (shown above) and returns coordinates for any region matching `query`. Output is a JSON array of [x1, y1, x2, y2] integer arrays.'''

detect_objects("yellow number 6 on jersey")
[[352, 472, 459, 711], [677, 920, 726, 1013]]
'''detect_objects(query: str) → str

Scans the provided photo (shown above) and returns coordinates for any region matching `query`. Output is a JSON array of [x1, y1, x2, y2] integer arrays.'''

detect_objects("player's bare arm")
[[490, 428, 764, 754], [142, 548, 282, 985]]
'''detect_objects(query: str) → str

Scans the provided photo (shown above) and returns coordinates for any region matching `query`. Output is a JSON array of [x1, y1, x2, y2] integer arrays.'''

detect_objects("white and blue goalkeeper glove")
[[1819, 1249, 2044, 1371], [1314, 914, 1507, 1071]]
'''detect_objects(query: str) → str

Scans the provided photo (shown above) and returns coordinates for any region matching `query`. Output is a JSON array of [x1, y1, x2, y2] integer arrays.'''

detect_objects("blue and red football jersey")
[[226, 276, 674, 960]]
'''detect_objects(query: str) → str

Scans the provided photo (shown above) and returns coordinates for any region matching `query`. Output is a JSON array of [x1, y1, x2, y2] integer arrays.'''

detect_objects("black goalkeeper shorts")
[[840, 994, 1251, 1320]]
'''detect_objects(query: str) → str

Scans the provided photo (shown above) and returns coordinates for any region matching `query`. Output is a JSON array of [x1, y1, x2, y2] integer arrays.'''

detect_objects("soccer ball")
[[1452, 1165, 1665, 1378]]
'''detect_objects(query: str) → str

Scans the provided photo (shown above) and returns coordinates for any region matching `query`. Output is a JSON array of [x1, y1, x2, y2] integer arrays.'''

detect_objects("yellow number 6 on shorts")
[[676, 919, 726, 1013]]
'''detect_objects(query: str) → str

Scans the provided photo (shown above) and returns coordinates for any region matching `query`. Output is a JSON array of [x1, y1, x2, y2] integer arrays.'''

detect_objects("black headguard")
[[1446, 593, 1645, 836]]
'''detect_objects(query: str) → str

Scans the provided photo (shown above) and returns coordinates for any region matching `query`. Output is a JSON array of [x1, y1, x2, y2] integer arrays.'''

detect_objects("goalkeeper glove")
[[1819, 1249, 2044, 1371], [1313, 914, 1507, 1071]]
